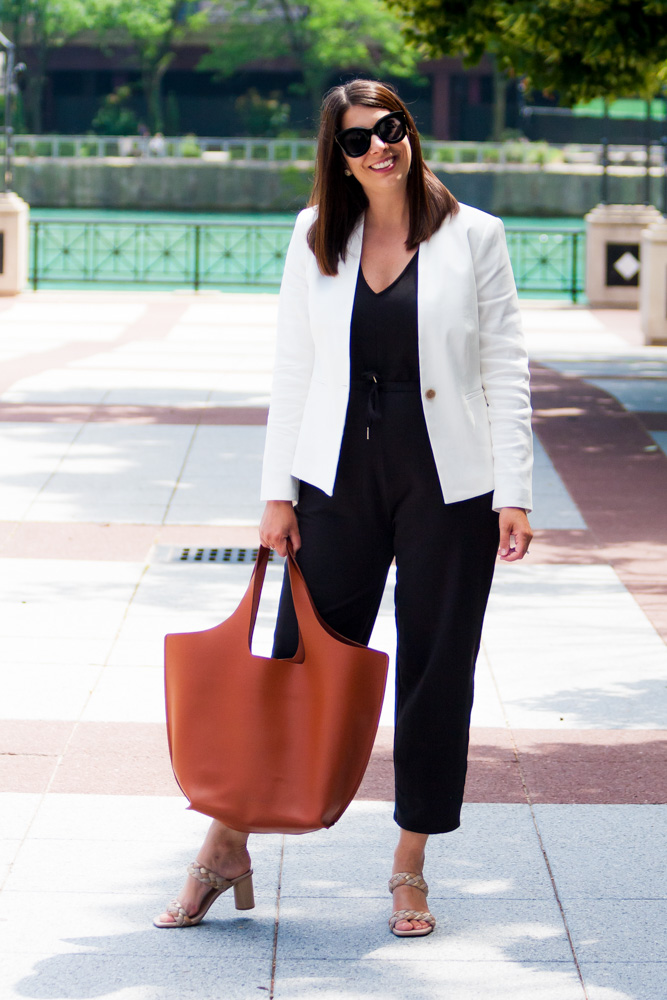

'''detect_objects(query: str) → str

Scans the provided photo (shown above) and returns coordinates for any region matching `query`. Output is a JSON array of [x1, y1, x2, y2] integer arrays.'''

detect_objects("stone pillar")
[[585, 203, 663, 307], [0, 191, 29, 295], [639, 219, 667, 344]]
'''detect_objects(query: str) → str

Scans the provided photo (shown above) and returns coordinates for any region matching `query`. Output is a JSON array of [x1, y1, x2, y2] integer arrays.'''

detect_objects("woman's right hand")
[[259, 500, 301, 557]]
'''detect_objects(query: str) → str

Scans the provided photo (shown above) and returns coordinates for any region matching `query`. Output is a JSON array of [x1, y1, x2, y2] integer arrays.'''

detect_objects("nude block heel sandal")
[[388, 872, 436, 937], [153, 861, 255, 928]]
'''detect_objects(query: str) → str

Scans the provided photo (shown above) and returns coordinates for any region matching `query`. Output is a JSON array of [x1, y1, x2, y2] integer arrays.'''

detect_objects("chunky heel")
[[234, 872, 255, 910]]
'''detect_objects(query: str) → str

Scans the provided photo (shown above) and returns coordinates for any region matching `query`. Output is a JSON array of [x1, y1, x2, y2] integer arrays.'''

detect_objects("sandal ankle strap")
[[388, 871, 429, 896]]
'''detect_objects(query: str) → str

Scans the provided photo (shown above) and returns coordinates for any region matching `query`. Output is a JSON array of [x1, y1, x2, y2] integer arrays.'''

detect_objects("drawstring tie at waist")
[[351, 371, 421, 440]]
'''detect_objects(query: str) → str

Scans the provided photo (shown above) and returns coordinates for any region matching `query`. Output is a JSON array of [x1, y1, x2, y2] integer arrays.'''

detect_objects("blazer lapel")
[[313, 215, 364, 386]]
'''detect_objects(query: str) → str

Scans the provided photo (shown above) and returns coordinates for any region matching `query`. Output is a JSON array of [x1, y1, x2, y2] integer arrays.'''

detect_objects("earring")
[[344, 168, 352, 176]]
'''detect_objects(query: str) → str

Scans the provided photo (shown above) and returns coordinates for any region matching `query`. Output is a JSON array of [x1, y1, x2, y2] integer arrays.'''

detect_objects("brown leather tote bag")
[[164, 544, 389, 834]]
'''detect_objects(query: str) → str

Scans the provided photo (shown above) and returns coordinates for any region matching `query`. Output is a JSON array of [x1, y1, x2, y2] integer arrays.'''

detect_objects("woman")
[[155, 79, 532, 937]]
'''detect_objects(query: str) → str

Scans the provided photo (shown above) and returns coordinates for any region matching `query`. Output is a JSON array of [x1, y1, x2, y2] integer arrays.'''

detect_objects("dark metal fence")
[[28, 219, 585, 300]]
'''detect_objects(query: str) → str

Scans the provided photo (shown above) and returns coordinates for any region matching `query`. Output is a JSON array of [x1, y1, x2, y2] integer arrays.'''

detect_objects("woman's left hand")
[[498, 507, 533, 562]]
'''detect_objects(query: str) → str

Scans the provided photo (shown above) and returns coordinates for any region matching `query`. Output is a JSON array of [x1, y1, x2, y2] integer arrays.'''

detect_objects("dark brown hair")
[[307, 79, 459, 276]]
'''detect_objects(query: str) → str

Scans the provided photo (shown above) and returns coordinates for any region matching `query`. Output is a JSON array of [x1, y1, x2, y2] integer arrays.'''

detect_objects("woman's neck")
[[364, 193, 410, 235]]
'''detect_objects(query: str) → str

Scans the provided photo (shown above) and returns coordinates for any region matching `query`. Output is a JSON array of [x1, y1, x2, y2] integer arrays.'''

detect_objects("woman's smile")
[[369, 155, 397, 172]]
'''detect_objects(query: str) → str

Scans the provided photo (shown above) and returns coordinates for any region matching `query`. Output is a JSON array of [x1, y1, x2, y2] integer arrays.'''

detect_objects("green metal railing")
[[29, 219, 292, 291], [505, 227, 584, 302], [28, 219, 585, 300]]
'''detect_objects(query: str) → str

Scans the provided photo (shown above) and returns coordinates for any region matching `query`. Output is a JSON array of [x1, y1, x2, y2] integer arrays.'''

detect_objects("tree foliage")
[[200, 0, 422, 115], [0, 0, 91, 130], [92, 0, 203, 130], [387, 0, 667, 104]]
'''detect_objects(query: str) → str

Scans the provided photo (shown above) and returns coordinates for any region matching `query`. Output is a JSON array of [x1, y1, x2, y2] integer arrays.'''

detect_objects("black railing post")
[[31, 220, 39, 290], [663, 135, 667, 217], [600, 138, 609, 204], [645, 99, 652, 206], [194, 224, 201, 291], [571, 230, 579, 303]]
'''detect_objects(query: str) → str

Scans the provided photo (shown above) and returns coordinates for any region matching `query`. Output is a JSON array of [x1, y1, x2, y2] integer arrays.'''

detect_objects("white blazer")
[[260, 202, 533, 513]]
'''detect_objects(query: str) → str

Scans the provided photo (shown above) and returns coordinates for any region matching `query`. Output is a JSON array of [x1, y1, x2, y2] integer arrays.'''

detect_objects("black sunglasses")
[[335, 110, 408, 158]]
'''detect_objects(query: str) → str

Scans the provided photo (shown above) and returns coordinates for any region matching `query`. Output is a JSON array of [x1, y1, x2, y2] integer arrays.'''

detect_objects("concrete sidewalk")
[[0, 292, 666, 1000]]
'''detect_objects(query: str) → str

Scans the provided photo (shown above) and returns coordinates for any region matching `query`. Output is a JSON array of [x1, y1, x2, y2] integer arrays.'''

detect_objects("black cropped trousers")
[[272, 384, 500, 835]]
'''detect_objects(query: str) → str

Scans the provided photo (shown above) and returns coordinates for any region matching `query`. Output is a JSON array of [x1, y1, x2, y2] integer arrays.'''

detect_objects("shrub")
[[91, 85, 139, 136], [525, 141, 551, 166], [180, 135, 202, 158], [235, 88, 290, 137], [503, 141, 526, 163]]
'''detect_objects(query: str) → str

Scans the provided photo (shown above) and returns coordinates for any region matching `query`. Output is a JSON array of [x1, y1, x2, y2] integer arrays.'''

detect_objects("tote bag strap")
[[243, 544, 305, 661], [285, 542, 367, 650]]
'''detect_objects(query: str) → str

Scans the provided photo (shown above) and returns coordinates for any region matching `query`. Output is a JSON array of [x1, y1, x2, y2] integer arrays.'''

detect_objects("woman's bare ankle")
[[196, 821, 251, 879], [393, 828, 428, 875], [198, 845, 250, 879]]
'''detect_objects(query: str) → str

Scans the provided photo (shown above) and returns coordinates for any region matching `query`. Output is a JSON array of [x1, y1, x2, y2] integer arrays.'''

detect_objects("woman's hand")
[[498, 507, 533, 562], [259, 500, 301, 557]]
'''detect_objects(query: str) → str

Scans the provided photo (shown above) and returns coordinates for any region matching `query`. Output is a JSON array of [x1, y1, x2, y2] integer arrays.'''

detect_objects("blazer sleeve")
[[472, 216, 533, 513], [260, 209, 315, 503]]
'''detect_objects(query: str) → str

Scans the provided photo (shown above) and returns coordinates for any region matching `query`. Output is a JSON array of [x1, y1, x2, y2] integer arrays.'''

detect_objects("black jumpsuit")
[[273, 250, 500, 835]]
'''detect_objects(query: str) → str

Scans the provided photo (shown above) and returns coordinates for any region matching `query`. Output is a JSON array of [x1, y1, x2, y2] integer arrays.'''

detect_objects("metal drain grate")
[[152, 545, 284, 564]]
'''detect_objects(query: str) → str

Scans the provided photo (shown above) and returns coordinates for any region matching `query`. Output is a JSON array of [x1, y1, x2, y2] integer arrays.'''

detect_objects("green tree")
[[387, 0, 667, 122], [0, 0, 91, 132], [93, 0, 203, 132], [91, 83, 139, 134], [200, 0, 422, 121]]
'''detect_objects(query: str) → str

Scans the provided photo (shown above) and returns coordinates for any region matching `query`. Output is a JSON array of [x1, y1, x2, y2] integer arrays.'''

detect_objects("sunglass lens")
[[378, 115, 405, 143], [342, 130, 369, 157]]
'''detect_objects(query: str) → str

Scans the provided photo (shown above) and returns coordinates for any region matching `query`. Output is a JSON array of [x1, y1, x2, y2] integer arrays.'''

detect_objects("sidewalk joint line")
[[524, 795, 589, 1000], [160, 391, 213, 525], [483, 638, 589, 999], [20, 417, 90, 522], [269, 836, 285, 1000]]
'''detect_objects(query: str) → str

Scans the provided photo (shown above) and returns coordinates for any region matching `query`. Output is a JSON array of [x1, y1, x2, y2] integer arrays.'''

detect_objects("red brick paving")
[[0, 403, 269, 425], [0, 522, 261, 560], [531, 363, 667, 641], [2, 721, 666, 804]]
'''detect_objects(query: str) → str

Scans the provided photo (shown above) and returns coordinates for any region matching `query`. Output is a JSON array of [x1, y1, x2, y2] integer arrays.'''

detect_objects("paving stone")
[[4, 834, 282, 900], [0, 793, 42, 839], [0, 889, 276, 956], [1, 950, 272, 1000], [276, 896, 572, 963], [273, 958, 585, 1000], [281, 803, 552, 901], [579, 962, 667, 1000], [534, 805, 667, 899], [562, 900, 667, 963]]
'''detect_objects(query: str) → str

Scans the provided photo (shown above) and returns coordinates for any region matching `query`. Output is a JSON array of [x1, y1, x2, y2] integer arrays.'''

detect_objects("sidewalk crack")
[[269, 836, 285, 1000]]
